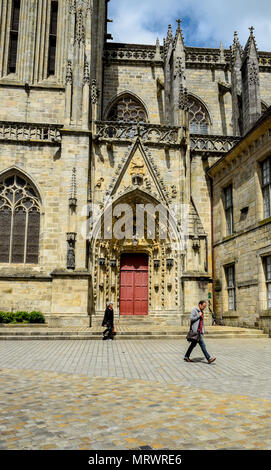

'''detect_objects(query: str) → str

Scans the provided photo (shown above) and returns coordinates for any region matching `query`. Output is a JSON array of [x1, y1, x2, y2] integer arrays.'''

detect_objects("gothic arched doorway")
[[119, 252, 148, 315]]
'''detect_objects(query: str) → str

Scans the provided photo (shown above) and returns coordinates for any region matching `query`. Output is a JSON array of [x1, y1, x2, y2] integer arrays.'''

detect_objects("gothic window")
[[188, 97, 210, 134], [48, 1, 58, 76], [262, 156, 271, 219], [0, 173, 41, 264], [107, 94, 147, 123], [8, 0, 21, 74]]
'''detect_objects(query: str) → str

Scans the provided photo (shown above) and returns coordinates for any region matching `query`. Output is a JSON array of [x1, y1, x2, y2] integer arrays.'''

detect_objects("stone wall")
[[0, 278, 52, 314], [210, 117, 271, 330]]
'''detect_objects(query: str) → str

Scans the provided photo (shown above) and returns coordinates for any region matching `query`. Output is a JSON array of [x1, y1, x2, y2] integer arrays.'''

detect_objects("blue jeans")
[[185, 334, 211, 361]]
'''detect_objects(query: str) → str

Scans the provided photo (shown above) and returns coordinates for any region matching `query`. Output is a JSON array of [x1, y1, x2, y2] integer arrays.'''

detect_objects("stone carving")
[[75, 8, 85, 44], [249, 62, 260, 85], [67, 233, 76, 270], [105, 47, 157, 62], [190, 135, 240, 153], [95, 177, 104, 189], [179, 84, 188, 110], [129, 153, 145, 175], [65, 60, 73, 85], [69, 168, 77, 209], [95, 122, 179, 145], [83, 61, 90, 85], [91, 79, 98, 104], [0, 122, 62, 144], [171, 185, 177, 198]]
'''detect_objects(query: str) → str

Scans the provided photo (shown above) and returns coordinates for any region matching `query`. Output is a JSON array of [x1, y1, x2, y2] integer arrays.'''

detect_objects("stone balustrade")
[[190, 134, 240, 153], [0, 122, 62, 144], [95, 121, 182, 145]]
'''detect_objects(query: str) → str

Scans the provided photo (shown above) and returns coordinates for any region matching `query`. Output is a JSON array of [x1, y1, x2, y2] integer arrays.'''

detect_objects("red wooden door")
[[120, 253, 148, 315]]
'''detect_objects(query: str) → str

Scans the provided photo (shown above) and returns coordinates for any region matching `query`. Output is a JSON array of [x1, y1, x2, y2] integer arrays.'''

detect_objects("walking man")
[[184, 300, 216, 364]]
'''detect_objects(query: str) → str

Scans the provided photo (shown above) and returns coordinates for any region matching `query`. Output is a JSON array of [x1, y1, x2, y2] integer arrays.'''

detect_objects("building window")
[[224, 185, 234, 235], [264, 256, 271, 309], [8, 0, 21, 74], [0, 173, 41, 264], [107, 94, 147, 123], [188, 96, 210, 134], [48, 1, 58, 76], [226, 265, 236, 311], [262, 156, 271, 219]]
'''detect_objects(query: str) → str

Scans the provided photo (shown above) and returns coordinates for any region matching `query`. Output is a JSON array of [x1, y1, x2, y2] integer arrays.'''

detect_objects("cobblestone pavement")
[[1, 338, 271, 450]]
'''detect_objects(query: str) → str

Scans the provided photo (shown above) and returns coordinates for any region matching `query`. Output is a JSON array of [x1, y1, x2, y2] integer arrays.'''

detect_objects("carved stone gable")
[[104, 139, 170, 206]]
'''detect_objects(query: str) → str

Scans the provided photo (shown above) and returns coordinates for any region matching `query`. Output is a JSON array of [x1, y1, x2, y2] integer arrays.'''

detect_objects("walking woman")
[[102, 302, 114, 340]]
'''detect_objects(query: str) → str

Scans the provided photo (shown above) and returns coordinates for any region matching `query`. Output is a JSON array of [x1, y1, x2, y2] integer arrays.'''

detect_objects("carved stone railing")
[[186, 47, 231, 66], [190, 134, 240, 154], [105, 43, 271, 71], [0, 121, 62, 144], [104, 45, 158, 63], [95, 121, 182, 145]]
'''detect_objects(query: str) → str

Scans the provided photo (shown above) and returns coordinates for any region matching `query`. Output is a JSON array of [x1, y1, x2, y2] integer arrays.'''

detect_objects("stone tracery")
[[188, 96, 210, 134], [107, 94, 148, 123], [0, 172, 41, 264]]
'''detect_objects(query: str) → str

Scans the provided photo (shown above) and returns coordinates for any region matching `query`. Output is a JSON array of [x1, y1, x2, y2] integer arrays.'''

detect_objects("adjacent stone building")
[[208, 107, 271, 331], [0, 0, 270, 327]]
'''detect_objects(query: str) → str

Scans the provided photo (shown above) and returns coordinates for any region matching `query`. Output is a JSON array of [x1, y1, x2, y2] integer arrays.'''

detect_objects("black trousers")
[[103, 325, 113, 339]]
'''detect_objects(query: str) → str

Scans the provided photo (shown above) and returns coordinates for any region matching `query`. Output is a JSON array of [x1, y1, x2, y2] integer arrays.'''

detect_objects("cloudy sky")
[[108, 0, 271, 50]]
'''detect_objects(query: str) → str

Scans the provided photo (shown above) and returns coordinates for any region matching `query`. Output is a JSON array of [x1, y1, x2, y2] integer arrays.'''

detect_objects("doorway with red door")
[[119, 253, 149, 315]]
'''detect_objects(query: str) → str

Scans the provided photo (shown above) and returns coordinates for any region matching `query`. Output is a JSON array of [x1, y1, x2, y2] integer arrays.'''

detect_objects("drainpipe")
[[209, 173, 216, 319]]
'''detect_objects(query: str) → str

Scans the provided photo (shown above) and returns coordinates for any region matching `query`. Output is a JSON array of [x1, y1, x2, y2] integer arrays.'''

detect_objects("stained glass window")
[[188, 97, 210, 134], [0, 173, 41, 264], [107, 95, 147, 123]]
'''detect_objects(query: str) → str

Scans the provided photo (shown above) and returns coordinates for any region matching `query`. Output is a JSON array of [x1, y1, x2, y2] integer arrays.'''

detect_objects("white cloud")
[[108, 0, 271, 50]]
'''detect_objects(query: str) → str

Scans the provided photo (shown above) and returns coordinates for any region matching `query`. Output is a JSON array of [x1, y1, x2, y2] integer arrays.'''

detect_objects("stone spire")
[[167, 24, 173, 42], [242, 26, 258, 64], [163, 20, 187, 126], [174, 19, 185, 51], [232, 31, 243, 61], [231, 31, 243, 136], [154, 37, 162, 61], [241, 26, 261, 134]]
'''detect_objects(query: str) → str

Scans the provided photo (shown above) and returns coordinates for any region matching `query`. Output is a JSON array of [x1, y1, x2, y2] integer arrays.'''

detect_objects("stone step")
[[0, 334, 269, 341], [0, 328, 268, 340], [0, 326, 266, 334]]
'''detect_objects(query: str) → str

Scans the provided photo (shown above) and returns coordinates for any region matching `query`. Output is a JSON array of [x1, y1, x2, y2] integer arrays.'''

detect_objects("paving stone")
[[0, 338, 271, 449]]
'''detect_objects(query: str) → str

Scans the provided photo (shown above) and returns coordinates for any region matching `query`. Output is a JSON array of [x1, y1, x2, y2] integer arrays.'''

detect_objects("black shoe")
[[184, 357, 192, 362]]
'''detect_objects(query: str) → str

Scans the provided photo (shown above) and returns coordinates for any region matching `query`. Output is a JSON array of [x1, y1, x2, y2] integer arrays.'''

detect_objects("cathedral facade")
[[0, 0, 270, 327]]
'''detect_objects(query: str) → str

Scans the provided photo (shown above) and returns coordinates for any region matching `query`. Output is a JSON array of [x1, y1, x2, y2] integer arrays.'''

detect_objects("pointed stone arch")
[[188, 94, 212, 134], [104, 92, 149, 123], [89, 187, 185, 315], [0, 166, 44, 205], [0, 167, 42, 264]]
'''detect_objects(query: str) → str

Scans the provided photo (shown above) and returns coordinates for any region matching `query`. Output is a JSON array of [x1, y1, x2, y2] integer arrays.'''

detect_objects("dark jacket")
[[102, 306, 114, 328], [190, 307, 205, 334]]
